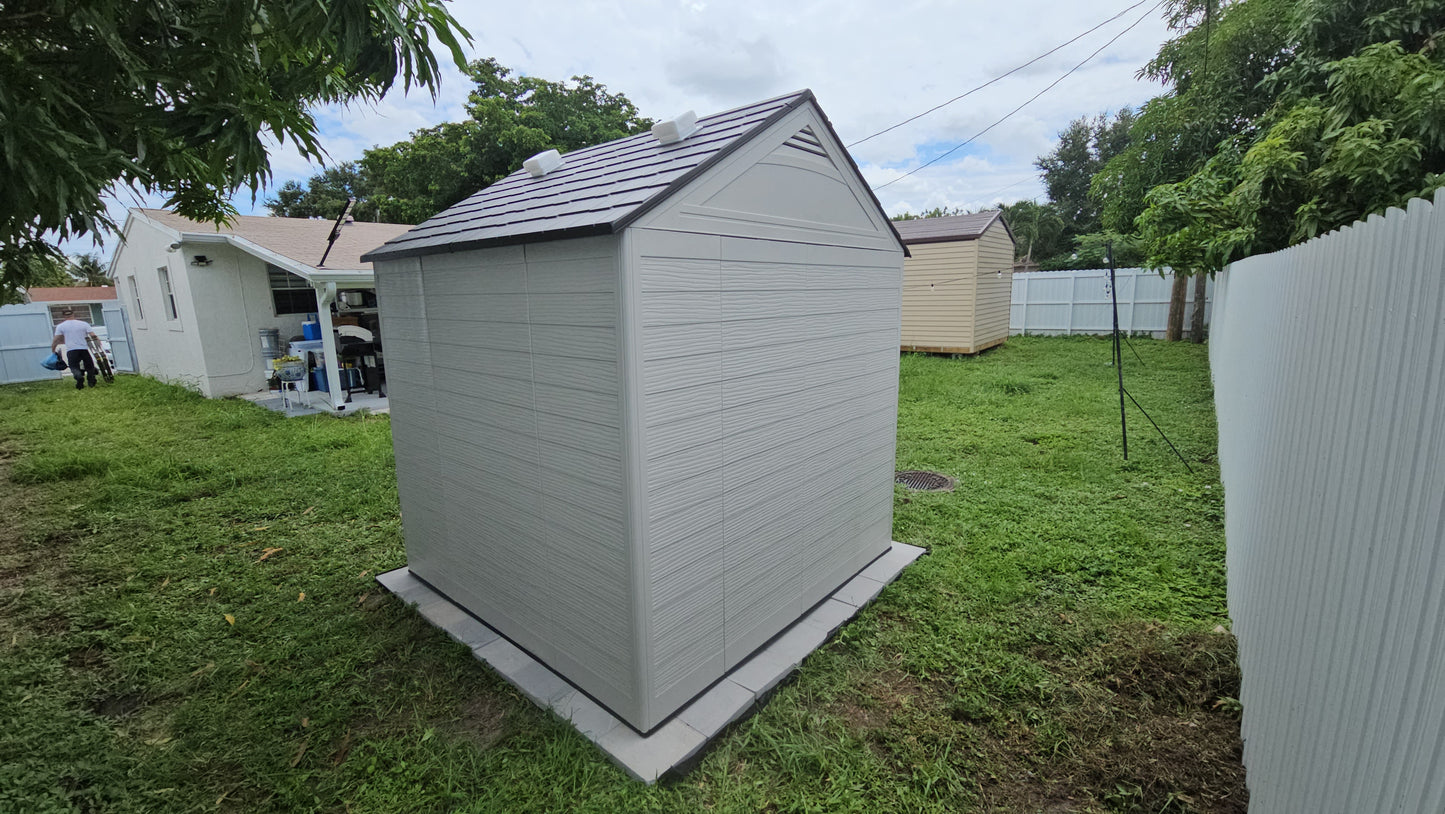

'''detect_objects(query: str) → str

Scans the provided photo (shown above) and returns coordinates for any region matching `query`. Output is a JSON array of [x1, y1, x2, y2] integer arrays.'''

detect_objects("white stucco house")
[[110, 209, 410, 410]]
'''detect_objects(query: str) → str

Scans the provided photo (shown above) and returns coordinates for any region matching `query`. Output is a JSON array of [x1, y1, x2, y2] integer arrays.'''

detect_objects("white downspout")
[[315, 282, 344, 412]]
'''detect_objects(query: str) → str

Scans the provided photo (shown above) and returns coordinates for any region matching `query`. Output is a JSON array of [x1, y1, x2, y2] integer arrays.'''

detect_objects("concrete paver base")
[[376, 541, 925, 783]]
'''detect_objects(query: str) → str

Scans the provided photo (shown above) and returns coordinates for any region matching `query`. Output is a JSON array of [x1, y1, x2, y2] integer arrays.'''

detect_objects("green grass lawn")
[[0, 336, 1243, 813]]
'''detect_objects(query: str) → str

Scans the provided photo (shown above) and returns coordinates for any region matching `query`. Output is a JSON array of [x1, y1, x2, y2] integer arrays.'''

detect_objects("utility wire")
[[847, 0, 1157, 149], [873, 0, 1165, 192]]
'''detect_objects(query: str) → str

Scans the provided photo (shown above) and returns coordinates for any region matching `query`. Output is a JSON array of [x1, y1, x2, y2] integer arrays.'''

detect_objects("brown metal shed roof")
[[363, 90, 906, 262], [892, 211, 1012, 245]]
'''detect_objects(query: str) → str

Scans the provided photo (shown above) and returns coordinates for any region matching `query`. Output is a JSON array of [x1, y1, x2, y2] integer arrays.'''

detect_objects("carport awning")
[[178, 232, 375, 288]]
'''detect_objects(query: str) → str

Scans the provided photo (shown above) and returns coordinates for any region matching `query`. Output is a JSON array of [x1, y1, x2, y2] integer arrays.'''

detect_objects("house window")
[[49, 304, 104, 326], [158, 267, 178, 320], [128, 275, 143, 321], [268, 265, 317, 315]]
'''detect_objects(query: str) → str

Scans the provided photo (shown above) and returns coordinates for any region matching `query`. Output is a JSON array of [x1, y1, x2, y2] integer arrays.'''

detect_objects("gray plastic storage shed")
[[363, 90, 907, 733]]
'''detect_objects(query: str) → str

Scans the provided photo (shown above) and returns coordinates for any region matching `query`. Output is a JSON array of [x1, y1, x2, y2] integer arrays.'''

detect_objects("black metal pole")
[[318, 198, 355, 268], [1108, 243, 1128, 460]]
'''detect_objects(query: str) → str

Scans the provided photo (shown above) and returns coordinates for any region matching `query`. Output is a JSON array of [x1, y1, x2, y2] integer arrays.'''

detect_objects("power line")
[[903, 275, 972, 290], [847, 0, 1157, 149], [872, 0, 1165, 192], [975, 178, 1037, 204]]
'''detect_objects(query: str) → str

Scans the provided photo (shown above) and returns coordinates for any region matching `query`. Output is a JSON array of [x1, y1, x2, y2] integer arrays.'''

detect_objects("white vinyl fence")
[[0, 303, 60, 385], [1210, 191, 1445, 813], [1010, 267, 1211, 337], [0, 300, 136, 385]]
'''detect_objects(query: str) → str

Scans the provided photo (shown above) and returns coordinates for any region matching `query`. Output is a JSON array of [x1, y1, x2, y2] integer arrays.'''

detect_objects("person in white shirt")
[[51, 308, 100, 390]]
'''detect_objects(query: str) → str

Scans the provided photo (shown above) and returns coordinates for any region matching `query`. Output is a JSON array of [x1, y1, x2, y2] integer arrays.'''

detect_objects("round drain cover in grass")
[[895, 470, 955, 492]]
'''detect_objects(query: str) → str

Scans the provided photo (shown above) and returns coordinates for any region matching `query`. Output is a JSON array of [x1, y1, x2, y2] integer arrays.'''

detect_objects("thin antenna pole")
[[1108, 242, 1128, 460], [318, 198, 355, 268]]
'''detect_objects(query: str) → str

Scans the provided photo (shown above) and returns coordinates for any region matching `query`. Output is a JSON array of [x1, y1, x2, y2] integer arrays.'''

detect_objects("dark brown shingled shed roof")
[[891, 211, 1012, 245], [363, 89, 905, 262]]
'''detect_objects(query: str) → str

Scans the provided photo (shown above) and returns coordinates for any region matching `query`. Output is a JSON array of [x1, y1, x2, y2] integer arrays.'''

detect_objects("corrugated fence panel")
[[1010, 268, 1212, 337], [1210, 191, 1445, 813]]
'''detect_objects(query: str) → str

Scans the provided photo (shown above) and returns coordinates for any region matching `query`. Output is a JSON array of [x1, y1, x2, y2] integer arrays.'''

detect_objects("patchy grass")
[[0, 336, 1242, 812]]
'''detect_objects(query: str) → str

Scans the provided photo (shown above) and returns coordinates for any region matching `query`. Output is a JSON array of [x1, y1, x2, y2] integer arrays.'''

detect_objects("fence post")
[[1067, 274, 1077, 336], [1123, 270, 1135, 332], [1018, 275, 1029, 333]]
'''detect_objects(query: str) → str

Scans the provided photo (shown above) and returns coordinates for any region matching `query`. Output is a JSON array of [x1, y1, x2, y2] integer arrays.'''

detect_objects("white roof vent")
[[651, 111, 699, 145], [523, 149, 564, 178]]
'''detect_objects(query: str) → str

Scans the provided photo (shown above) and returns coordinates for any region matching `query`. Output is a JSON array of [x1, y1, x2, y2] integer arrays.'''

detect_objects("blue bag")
[[41, 351, 67, 371]]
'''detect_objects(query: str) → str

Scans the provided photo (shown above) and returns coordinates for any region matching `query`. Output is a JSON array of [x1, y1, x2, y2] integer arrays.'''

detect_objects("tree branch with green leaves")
[[0, 0, 470, 293]]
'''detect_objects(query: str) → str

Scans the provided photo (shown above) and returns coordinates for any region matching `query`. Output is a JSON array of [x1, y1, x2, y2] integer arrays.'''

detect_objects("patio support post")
[[314, 282, 345, 411]]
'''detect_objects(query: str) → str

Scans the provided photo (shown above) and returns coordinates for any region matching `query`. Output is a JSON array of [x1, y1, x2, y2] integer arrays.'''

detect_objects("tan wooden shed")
[[895, 211, 1016, 354]]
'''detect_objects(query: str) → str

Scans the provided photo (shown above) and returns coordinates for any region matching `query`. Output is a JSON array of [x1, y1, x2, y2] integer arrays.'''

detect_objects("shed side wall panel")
[[380, 238, 640, 725], [629, 226, 901, 722], [900, 240, 977, 350], [971, 221, 1017, 351], [624, 105, 903, 726], [374, 256, 448, 599]]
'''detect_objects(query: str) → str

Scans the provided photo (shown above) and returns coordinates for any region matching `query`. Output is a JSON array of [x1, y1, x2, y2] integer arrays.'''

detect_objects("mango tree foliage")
[[1138, 42, 1445, 273], [1091, 0, 1295, 237], [268, 59, 653, 224], [0, 0, 469, 292], [1087, 0, 1445, 290]]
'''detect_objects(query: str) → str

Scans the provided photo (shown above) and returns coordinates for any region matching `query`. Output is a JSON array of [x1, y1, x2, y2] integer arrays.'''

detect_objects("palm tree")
[[70, 253, 112, 286]]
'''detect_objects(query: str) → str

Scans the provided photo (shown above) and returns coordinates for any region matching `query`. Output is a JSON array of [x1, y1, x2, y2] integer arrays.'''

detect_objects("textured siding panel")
[[1211, 192, 1445, 812], [631, 226, 902, 703], [901, 240, 977, 348], [377, 237, 639, 724], [972, 223, 1015, 348]]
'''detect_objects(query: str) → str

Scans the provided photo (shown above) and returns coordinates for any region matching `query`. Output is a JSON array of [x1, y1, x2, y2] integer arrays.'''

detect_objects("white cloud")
[[80, 0, 1177, 254], [665, 32, 788, 103]]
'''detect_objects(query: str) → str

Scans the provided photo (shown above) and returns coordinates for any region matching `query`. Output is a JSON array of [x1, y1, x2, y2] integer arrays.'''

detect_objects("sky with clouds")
[[81, 0, 1177, 258]]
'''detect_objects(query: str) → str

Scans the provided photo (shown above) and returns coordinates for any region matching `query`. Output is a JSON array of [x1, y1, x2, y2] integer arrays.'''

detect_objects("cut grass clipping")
[[0, 337, 1242, 812]]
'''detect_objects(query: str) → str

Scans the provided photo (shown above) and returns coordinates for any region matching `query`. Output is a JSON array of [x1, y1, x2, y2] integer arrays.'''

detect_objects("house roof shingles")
[[137, 209, 411, 272], [364, 90, 901, 263], [27, 286, 117, 303], [892, 211, 1009, 245]]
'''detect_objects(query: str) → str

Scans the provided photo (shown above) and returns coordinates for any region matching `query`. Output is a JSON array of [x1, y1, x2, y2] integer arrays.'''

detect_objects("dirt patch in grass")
[[835, 620, 1246, 813], [441, 693, 511, 750], [91, 691, 148, 719], [836, 667, 933, 732], [993, 621, 1245, 813]]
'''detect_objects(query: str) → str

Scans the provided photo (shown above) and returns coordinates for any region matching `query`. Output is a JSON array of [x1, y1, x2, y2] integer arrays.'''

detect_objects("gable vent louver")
[[783, 126, 829, 158], [523, 149, 564, 178], [651, 111, 699, 145]]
